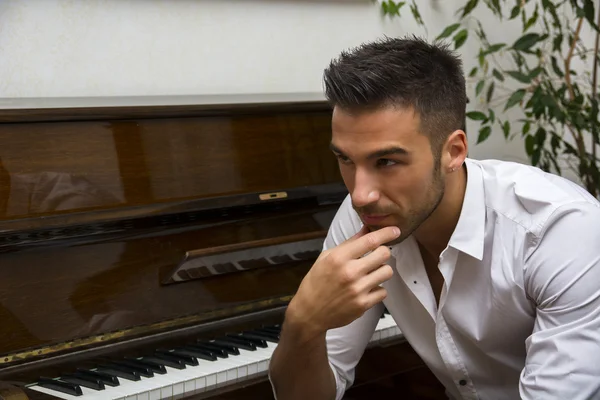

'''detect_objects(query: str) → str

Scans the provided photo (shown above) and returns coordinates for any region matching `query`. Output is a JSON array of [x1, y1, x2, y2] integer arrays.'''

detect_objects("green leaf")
[[493, 69, 505, 81], [409, 0, 424, 25], [487, 81, 495, 103], [531, 147, 541, 166], [564, 142, 578, 156], [542, 0, 561, 28], [583, 0, 600, 32], [512, 33, 544, 51], [535, 127, 547, 149], [477, 126, 492, 144], [512, 52, 525, 67], [381, 1, 406, 16], [461, 0, 479, 18], [510, 5, 520, 19], [482, 43, 506, 56], [488, 108, 496, 123], [506, 70, 532, 83], [505, 89, 526, 110], [466, 111, 487, 121], [476, 80, 485, 96], [553, 34, 563, 51], [550, 134, 561, 157], [488, 0, 502, 16], [454, 29, 469, 49], [524, 3, 539, 31], [525, 134, 535, 155], [469, 67, 478, 77], [436, 23, 461, 40], [523, 120, 531, 135], [502, 120, 511, 138], [529, 67, 543, 80], [475, 20, 488, 41]]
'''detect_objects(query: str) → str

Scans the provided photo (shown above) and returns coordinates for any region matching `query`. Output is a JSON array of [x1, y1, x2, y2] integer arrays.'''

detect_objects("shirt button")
[[459, 379, 467, 386]]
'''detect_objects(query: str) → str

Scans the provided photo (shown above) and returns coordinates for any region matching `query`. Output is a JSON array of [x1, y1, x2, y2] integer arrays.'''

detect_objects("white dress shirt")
[[324, 158, 600, 400]]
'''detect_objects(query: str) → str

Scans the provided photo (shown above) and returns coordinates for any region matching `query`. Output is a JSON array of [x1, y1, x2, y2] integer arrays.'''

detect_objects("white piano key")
[[28, 315, 401, 400]]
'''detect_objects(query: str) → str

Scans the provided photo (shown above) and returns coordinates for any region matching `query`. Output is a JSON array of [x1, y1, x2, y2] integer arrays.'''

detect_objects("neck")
[[413, 164, 467, 258]]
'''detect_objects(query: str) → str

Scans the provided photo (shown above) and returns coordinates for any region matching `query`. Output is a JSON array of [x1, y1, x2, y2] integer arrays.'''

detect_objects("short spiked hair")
[[323, 35, 467, 155]]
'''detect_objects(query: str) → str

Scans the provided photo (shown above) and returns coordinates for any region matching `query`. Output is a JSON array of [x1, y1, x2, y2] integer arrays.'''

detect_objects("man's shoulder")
[[473, 158, 599, 237]]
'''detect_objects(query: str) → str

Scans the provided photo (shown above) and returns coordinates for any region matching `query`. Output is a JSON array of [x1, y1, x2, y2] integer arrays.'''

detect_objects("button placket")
[[435, 317, 477, 399]]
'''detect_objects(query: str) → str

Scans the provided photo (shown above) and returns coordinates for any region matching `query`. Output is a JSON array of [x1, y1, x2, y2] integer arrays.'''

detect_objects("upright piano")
[[0, 94, 446, 400]]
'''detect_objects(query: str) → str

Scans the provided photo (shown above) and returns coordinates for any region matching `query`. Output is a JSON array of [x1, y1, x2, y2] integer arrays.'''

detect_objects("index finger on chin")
[[343, 226, 400, 259]]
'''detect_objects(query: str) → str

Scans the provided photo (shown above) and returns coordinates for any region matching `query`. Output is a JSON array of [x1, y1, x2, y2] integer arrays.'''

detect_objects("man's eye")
[[336, 155, 352, 164], [376, 159, 397, 167]]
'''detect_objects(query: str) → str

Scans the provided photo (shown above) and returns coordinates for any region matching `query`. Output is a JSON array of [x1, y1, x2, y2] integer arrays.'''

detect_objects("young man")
[[269, 36, 600, 399]]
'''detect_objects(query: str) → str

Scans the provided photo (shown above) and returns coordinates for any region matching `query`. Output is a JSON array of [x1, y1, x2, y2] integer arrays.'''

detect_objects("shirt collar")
[[447, 158, 485, 260]]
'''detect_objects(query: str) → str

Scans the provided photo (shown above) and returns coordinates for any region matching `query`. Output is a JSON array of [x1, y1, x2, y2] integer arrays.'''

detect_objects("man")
[[269, 36, 600, 399]]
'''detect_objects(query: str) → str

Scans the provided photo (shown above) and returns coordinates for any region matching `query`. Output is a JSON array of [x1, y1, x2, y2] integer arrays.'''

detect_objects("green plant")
[[378, 0, 600, 197]]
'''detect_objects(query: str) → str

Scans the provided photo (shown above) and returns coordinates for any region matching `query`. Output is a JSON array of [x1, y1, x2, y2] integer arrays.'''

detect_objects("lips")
[[361, 214, 390, 225]]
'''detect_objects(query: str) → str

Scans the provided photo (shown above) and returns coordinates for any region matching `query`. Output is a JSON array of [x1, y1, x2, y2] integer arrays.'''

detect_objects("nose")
[[351, 167, 380, 208]]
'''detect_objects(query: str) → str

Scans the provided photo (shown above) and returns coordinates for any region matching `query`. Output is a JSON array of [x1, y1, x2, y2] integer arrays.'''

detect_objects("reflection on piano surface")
[[0, 94, 446, 399]]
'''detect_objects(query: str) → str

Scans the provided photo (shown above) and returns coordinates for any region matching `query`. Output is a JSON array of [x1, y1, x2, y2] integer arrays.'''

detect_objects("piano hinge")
[[258, 191, 288, 201]]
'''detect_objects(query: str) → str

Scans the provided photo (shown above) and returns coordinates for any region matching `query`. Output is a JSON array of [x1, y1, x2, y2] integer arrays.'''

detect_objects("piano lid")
[[0, 92, 328, 122]]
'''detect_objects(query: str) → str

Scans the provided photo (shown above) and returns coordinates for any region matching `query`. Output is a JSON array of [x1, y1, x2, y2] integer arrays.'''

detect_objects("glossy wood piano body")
[[0, 94, 445, 400]]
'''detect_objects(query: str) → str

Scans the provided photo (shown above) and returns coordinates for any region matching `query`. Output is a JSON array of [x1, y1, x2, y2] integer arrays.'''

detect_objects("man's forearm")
[[269, 320, 336, 400]]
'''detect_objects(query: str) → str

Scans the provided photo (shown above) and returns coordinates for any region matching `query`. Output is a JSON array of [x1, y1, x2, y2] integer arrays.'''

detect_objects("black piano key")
[[243, 331, 279, 343], [228, 333, 268, 348], [108, 360, 154, 377], [142, 356, 186, 370], [123, 358, 167, 374], [194, 342, 237, 356], [293, 250, 321, 260], [60, 374, 105, 391], [254, 328, 280, 340], [214, 337, 256, 351], [172, 347, 218, 361], [269, 254, 294, 263], [184, 344, 226, 358], [96, 365, 141, 381], [260, 326, 281, 334], [155, 349, 199, 366], [75, 369, 120, 386], [37, 377, 83, 397]]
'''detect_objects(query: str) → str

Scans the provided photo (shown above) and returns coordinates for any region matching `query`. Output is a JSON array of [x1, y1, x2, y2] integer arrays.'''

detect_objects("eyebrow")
[[329, 143, 410, 160]]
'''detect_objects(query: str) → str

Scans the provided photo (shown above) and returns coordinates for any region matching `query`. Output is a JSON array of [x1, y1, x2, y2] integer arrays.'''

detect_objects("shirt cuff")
[[267, 361, 348, 400]]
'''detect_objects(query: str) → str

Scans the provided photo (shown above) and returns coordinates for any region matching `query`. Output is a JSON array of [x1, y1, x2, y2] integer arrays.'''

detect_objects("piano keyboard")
[[27, 313, 402, 400]]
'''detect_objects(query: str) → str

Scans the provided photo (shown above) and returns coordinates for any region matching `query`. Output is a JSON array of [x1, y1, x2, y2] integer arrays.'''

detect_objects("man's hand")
[[286, 225, 400, 341]]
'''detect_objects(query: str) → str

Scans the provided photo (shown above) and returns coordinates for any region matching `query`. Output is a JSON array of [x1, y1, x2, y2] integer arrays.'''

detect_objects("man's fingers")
[[360, 264, 394, 290], [363, 286, 388, 308], [347, 224, 370, 242], [357, 245, 392, 274], [344, 226, 401, 259]]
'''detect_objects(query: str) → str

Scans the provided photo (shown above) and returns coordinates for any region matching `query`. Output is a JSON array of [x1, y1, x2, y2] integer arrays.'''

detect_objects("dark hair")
[[323, 35, 467, 156]]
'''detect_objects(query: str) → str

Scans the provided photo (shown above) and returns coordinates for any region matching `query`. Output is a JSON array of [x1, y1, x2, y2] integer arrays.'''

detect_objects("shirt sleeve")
[[520, 201, 600, 399], [322, 195, 384, 400]]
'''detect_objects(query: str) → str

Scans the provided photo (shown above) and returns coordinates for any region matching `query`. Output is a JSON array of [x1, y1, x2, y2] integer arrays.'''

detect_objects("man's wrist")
[[283, 300, 327, 345]]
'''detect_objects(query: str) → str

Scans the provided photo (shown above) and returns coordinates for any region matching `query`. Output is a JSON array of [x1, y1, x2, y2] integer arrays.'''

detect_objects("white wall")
[[0, 0, 549, 164]]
